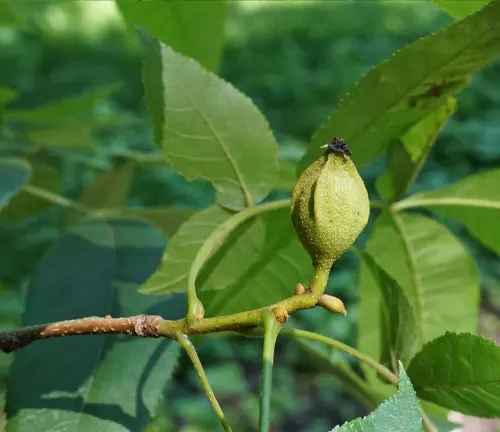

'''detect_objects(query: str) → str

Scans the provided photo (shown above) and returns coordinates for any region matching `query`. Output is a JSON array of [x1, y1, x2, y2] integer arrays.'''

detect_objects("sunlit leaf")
[[139, 31, 279, 209], [358, 212, 479, 380], [394, 169, 500, 254], [330, 364, 421, 432], [117, 0, 226, 72], [199, 207, 312, 316], [430, 0, 490, 20], [376, 98, 457, 201], [300, 0, 500, 172], [408, 332, 500, 418], [141, 205, 232, 294]]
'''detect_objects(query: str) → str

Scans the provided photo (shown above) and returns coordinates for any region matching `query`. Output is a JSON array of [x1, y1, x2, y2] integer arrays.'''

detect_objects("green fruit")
[[291, 138, 369, 271]]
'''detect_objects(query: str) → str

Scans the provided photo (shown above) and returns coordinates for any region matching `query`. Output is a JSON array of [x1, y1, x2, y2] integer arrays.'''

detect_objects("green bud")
[[291, 138, 369, 271]]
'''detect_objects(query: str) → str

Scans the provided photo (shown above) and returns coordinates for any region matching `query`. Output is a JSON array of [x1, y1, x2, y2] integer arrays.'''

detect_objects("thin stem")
[[310, 267, 330, 296], [280, 328, 397, 385], [259, 311, 281, 432], [22, 184, 89, 214], [185, 198, 291, 324], [176, 334, 233, 432], [392, 196, 500, 212], [369, 200, 386, 209]]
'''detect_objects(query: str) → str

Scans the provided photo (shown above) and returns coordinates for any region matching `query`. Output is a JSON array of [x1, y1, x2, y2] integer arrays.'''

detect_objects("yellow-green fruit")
[[291, 138, 369, 271]]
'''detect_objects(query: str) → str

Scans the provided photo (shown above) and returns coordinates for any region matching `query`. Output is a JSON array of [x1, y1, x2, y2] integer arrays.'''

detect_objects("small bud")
[[272, 306, 289, 323], [295, 282, 306, 295], [291, 138, 369, 271], [317, 294, 347, 315]]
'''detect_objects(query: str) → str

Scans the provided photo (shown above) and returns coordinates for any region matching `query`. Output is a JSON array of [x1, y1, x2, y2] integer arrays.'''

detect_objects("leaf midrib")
[[391, 213, 425, 347], [167, 52, 254, 207], [395, 197, 500, 211], [417, 380, 500, 390]]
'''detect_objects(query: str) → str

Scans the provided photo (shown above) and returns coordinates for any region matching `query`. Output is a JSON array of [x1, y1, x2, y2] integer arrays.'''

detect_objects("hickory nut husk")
[[291, 138, 370, 271]]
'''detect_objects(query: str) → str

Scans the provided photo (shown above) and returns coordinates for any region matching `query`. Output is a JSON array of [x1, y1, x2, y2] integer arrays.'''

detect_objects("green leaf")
[[5, 83, 121, 125], [5, 217, 183, 431], [117, 0, 226, 72], [199, 207, 312, 316], [0, 88, 17, 106], [140, 205, 232, 294], [361, 253, 418, 369], [408, 332, 500, 418], [376, 98, 457, 201], [24, 124, 95, 149], [0, 1, 20, 26], [275, 160, 297, 191], [0, 162, 59, 223], [109, 207, 196, 239], [0, 158, 31, 212], [67, 163, 133, 225], [394, 169, 500, 254], [330, 363, 421, 432], [430, 0, 490, 19], [139, 31, 279, 209], [299, 0, 500, 172], [358, 213, 479, 379]]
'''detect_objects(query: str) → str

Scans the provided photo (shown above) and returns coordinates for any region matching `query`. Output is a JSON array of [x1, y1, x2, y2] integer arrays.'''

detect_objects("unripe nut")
[[291, 138, 369, 270]]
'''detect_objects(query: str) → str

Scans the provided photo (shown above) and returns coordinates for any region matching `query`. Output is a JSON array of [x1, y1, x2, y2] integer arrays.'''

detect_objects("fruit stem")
[[310, 266, 330, 296]]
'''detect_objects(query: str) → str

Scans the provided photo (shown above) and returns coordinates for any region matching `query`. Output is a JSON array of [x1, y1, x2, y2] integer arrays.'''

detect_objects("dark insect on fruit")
[[326, 137, 352, 156]]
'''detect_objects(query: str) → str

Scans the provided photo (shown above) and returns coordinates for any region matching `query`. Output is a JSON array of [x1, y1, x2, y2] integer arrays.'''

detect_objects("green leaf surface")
[[0, 158, 31, 212], [275, 160, 297, 191], [0, 1, 20, 26], [24, 124, 95, 149], [199, 207, 312, 316], [395, 169, 500, 254], [408, 332, 500, 418], [139, 31, 279, 209], [140, 205, 232, 294], [330, 364, 421, 432], [376, 98, 457, 201], [5, 83, 121, 124], [358, 212, 479, 380], [117, 0, 226, 72], [68, 163, 134, 225], [362, 253, 418, 369], [299, 0, 500, 172], [0, 162, 59, 223], [430, 0, 490, 19], [5, 217, 183, 431], [109, 207, 196, 239], [0, 88, 17, 106]]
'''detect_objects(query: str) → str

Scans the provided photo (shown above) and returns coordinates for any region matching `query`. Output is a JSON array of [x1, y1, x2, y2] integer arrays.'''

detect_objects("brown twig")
[[0, 293, 345, 353]]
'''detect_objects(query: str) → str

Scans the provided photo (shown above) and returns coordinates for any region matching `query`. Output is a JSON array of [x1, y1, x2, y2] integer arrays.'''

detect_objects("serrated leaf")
[[376, 98, 457, 201], [199, 207, 312, 316], [408, 332, 500, 418], [141, 205, 232, 294], [358, 213, 479, 381], [5, 83, 121, 125], [5, 217, 182, 431], [0, 162, 59, 223], [67, 163, 133, 225], [395, 169, 500, 254], [330, 363, 421, 432], [299, 0, 500, 172], [361, 253, 418, 369], [0, 158, 31, 213], [117, 0, 226, 72], [430, 0, 490, 19], [139, 31, 279, 209]]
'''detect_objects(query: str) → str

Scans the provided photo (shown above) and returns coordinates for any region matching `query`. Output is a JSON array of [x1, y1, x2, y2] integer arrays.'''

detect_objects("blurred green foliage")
[[1, 1, 500, 430]]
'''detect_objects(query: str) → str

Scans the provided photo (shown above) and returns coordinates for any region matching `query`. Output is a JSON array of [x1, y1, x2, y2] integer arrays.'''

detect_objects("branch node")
[[133, 314, 162, 337], [272, 306, 289, 323]]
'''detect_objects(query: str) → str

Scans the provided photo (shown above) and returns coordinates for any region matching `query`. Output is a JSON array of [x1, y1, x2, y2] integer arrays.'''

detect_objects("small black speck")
[[327, 137, 352, 156]]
